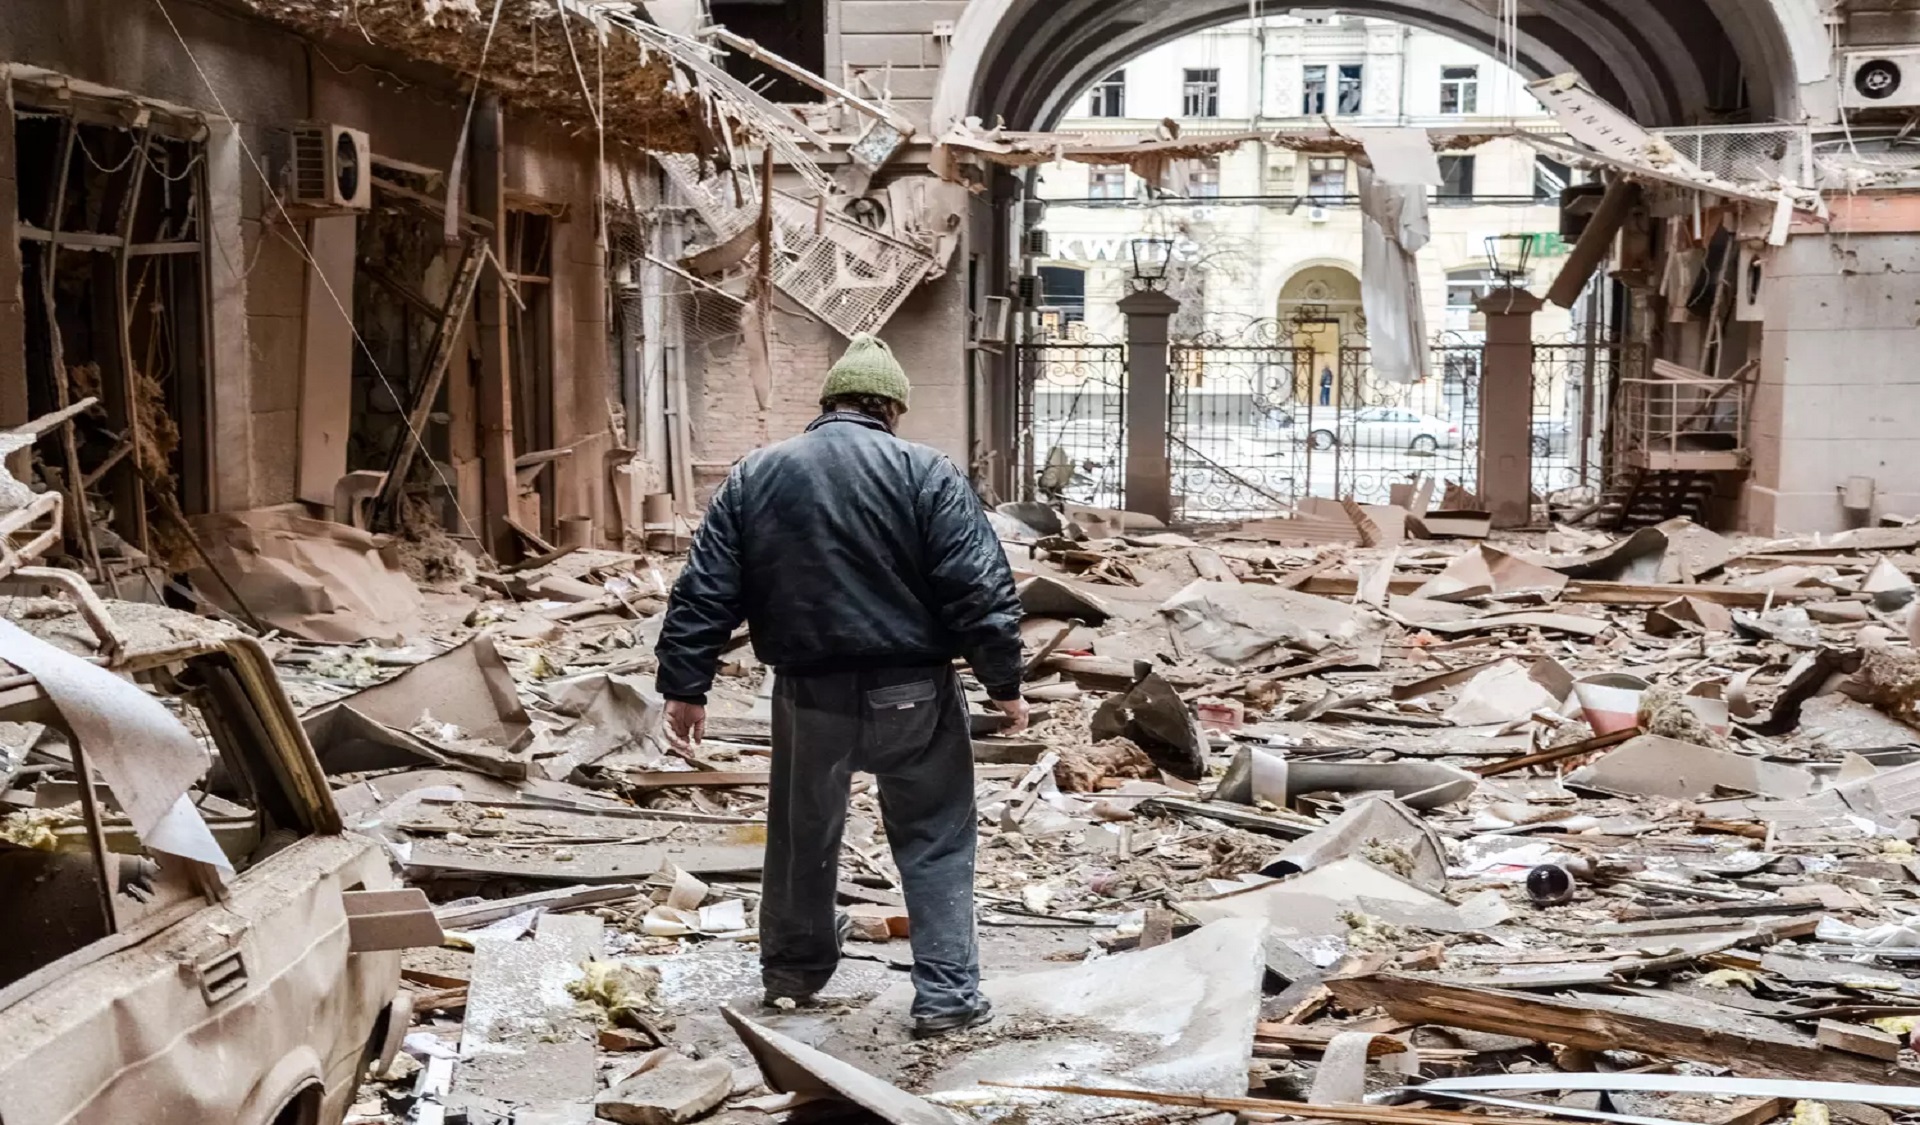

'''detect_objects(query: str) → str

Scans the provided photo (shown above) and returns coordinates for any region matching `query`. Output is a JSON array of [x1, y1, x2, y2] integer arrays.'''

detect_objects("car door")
[[1352, 407, 1387, 448]]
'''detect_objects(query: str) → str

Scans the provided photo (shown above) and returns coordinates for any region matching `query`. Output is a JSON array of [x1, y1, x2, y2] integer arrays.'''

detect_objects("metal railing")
[[1618, 370, 1748, 471]]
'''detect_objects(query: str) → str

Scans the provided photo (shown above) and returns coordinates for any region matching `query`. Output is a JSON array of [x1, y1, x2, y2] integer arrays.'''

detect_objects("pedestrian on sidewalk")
[[654, 333, 1027, 1039]]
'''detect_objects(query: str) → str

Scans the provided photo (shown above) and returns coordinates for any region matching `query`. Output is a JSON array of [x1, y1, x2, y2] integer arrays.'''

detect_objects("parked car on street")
[[0, 495, 438, 1125], [1306, 407, 1461, 452]]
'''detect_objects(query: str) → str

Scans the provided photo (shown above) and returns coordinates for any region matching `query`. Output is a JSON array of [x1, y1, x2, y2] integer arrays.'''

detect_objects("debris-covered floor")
[[24, 500, 1920, 1125]]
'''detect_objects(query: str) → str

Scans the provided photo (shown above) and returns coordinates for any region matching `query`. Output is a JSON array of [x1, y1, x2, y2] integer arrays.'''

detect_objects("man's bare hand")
[[665, 700, 707, 750], [991, 696, 1031, 736]]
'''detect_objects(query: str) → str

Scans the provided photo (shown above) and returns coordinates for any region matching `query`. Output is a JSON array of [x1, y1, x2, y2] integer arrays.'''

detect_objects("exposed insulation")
[[237, 0, 708, 153]]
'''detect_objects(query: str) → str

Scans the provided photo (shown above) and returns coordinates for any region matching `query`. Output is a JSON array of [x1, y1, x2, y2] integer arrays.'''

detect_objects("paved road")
[[1040, 421, 1591, 518]]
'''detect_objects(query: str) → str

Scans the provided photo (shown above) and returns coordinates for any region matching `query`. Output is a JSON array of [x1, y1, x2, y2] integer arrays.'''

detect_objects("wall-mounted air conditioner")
[[1306, 206, 1330, 223], [288, 123, 372, 211], [975, 296, 1012, 344], [1843, 50, 1920, 109]]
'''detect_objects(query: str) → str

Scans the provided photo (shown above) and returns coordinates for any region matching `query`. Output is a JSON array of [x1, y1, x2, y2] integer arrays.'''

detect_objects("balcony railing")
[[1619, 367, 1749, 473]]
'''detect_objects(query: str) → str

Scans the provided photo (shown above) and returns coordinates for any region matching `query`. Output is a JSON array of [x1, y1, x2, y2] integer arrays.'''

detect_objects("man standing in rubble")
[[654, 334, 1026, 1039]]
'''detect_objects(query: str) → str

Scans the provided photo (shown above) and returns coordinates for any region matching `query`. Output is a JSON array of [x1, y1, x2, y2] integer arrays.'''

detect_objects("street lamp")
[[1485, 233, 1535, 289], [1129, 237, 1174, 291]]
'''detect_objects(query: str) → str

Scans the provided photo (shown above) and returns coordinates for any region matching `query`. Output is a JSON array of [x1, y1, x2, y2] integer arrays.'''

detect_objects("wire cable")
[[149, 0, 483, 545]]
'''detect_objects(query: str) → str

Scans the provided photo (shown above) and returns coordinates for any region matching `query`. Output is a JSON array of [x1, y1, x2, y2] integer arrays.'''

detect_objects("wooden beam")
[[978, 1082, 1571, 1125], [1472, 727, 1641, 777], [624, 771, 771, 791], [1326, 971, 1918, 1086], [473, 96, 518, 563]]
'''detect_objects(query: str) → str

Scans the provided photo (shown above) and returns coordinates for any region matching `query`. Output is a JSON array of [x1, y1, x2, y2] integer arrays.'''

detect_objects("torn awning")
[[1524, 75, 1802, 206]]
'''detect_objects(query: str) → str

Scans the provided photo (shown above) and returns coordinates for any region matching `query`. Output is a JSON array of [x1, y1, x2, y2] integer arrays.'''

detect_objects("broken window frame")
[[1336, 64, 1365, 115], [1437, 154, 1477, 201], [1302, 65, 1329, 116], [10, 75, 214, 579], [1534, 155, 1573, 202], [1440, 65, 1479, 115], [1183, 68, 1221, 118], [1088, 71, 1127, 118]]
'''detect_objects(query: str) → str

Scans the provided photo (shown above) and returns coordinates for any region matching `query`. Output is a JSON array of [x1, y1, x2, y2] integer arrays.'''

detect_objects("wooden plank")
[[1817, 1020, 1903, 1061], [1563, 581, 1806, 607], [433, 883, 643, 930], [1473, 727, 1641, 777], [979, 1082, 1571, 1125], [1254, 1022, 1411, 1057], [625, 770, 771, 790], [1326, 971, 1917, 1085]]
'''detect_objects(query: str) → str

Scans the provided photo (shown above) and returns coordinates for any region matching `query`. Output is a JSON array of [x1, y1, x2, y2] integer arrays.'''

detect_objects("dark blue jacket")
[[654, 412, 1024, 704]]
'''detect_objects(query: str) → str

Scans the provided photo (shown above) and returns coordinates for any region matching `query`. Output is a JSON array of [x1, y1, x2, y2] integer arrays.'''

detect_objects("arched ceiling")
[[940, 0, 1809, 132]]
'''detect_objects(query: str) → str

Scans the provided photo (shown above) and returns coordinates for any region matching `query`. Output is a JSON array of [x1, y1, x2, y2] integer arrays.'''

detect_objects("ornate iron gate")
[[1330, 337, 1484, 505], [1017, 336, 1127, 509], [1531, 334, 1621, 502], [1166, 322, 1317, 520]]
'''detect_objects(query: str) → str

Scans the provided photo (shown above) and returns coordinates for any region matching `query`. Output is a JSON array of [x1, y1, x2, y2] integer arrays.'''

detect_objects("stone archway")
[[1276, 264, 1364, 406], [934, 0, 1827, 133]]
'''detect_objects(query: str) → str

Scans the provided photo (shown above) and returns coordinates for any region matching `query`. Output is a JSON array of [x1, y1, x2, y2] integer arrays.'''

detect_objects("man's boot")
[[911, 997, 993, 1040], [762, 911, 853, 1007]]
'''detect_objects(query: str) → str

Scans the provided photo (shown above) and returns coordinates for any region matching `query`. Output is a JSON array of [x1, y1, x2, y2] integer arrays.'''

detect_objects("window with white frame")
[[1336, 64, 1364, 114], [1439, 66, 1479, 114], [1302, 65, 1328, 115], [1088, 164, 1129, 200], [1088, 71, 1125, 118], [1183, 68, 1220, 117], [1307, 157, 1349, 200]]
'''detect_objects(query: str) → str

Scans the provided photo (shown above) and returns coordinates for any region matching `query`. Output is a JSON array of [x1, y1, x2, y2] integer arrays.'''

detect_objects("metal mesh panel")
[[654, 152, 756, 242], [653, 153, 934, 339], [1656, 126, 1808, 186], [769, 193, 933, 339]]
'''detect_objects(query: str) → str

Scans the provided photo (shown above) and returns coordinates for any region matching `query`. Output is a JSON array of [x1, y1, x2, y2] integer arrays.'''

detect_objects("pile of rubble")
[[69, 493, 1920, 1124]]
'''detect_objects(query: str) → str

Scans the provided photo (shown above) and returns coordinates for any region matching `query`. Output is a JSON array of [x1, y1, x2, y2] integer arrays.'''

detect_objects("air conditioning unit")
[[1843, 50, 1920, 109], [1016, 274, 1043, 309], [1306, 206, 1330, 223], [289, 123, 371, 211], [1024, 228, 1050, 257], [975, 296, 1012, 344]]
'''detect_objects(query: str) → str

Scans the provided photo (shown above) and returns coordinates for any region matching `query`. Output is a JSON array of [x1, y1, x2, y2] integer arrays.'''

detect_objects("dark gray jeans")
[[763, 665, 981, 1020]]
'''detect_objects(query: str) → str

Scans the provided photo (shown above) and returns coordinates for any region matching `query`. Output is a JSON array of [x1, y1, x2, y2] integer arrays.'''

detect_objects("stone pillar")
[[1118, 288, 1180, 523], [1475, 288, 1544, 530]]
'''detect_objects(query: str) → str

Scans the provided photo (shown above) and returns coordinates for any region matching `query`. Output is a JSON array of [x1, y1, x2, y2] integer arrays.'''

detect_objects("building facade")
[[1033, 18, 1578, 350]]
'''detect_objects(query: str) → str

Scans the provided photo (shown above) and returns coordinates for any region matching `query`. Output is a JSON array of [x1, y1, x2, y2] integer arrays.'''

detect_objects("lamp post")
[[1475, 234, 1544, 529], [1485, 233, 1535, 289], [1128, 237, 1174, 292]]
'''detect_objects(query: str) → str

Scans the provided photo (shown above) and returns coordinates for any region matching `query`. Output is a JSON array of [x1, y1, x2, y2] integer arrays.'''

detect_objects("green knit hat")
[[821, 334, 911, 410]]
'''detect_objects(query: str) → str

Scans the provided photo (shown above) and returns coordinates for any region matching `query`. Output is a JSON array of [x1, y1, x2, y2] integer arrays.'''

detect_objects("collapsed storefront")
[[0, 0, 968, 606]]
